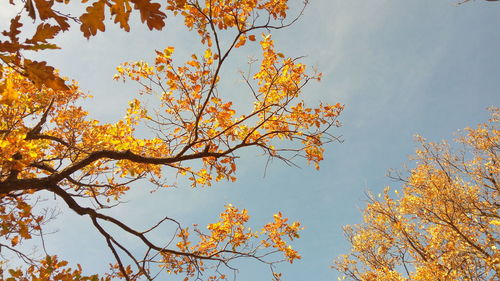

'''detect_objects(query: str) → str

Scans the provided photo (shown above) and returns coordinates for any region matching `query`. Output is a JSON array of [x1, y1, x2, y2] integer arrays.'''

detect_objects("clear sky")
[[2, 0, 499, 280]]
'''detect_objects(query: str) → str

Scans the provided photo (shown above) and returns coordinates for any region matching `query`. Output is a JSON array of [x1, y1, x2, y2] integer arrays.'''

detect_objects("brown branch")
[[47, 184, 225, 261], [25, 98, 54, 140]]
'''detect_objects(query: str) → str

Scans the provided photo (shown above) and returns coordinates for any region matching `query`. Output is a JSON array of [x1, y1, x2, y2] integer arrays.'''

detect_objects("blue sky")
[[1, 0, 499, 280]]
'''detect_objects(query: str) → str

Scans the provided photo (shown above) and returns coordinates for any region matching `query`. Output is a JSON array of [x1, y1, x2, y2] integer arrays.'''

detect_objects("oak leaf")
[[0, 41, 21, 53], [23, 59, 68, 90], [25, 0, 37, 20], [110, 0, 133, 32], [130, 0, 167, 30], [80, 0, 106, 38], [33, 0, 70, 30], [2, 16, 23, 44], [26, 23, 61, 44]]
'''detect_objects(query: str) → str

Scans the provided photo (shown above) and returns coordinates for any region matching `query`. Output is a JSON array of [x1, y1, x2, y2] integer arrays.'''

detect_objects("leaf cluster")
[[334, 109, 500, 280], [0, 0, 343, 280]]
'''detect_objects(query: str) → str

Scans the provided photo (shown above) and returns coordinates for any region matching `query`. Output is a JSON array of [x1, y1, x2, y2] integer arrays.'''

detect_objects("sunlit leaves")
[[1, 0, 167, 93], [1, 255, 103, 281], [114, 28, 343, 182], [80, 0, 167, 36], [334, 109, 500, 280], [165, 0, 292, 47], [0, 15, 67, 90], [159, 204, 302, 280], [0, 77, 18, 105], [0, 0, 339, 280], [263, 212, 302, 263]]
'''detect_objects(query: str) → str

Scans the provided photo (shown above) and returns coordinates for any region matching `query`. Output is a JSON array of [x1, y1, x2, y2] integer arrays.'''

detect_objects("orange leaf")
[[25, 23, 61, 44], [110, 0, 132, 32], [1, 16, 22, 43], [130, 0, 167, 31], [24, 59, 69, 91], [11, 235, 19, 246], [235, 35, 246, 48], [25, 0, 37, 20], [80, 0, 106, 38], [33, 0, 70, 30]]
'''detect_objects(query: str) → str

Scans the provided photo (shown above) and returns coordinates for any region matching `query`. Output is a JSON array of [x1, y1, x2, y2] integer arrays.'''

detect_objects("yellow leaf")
[[490, 220, 500, 226], [0, 77, 18, 105]]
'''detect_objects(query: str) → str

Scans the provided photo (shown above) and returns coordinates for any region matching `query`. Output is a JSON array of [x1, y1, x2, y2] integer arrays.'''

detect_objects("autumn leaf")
[[80, 0, 106, 38], [110, 0, 133, 32], [25, 23, 61, 44], [11, 235, 20, 246], [235, 35, 246, 48], [25, 0, 37, 20], [2, 16, 23, 44], [23, 59, 68, 90], [0, 41, 21, 53], [33, 0, 70, 30], [33, 0, 54, 20], [130, 0, 167, 30], [0, 76, 18, 105]]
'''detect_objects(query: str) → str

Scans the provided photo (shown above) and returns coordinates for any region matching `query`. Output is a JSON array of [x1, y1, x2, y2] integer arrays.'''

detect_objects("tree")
[[0, 0, 344, 280], [333, 109, 499, 280]]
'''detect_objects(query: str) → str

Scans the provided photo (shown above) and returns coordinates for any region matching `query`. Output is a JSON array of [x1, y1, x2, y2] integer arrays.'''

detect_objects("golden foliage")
[[334, 109, 500, 280], [0, 0, 342, 280]]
